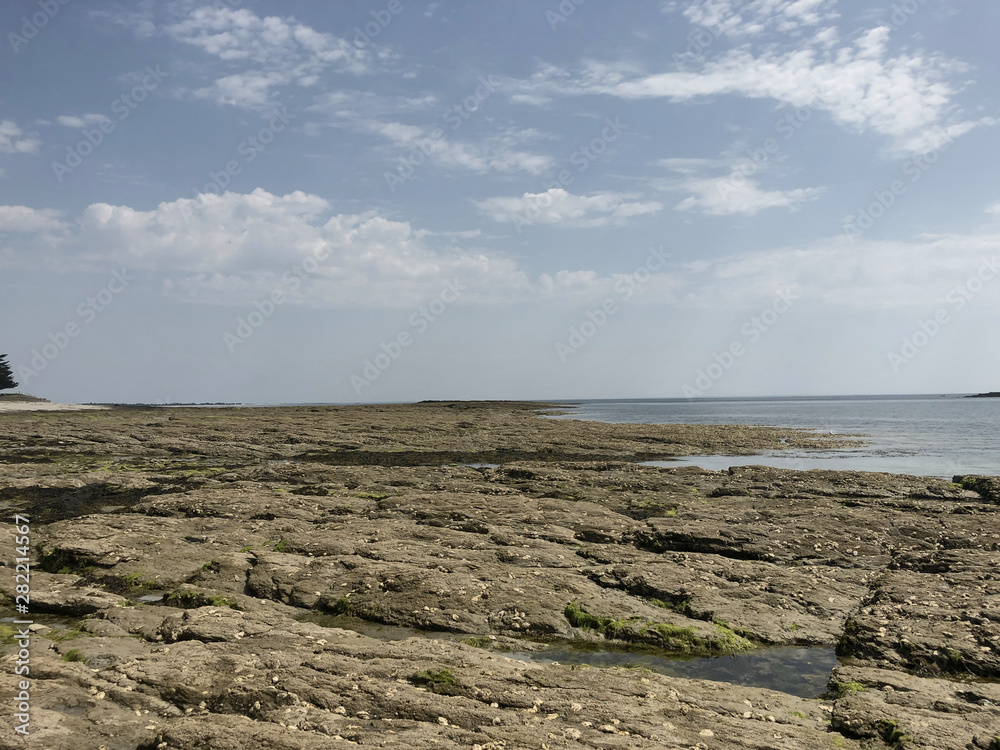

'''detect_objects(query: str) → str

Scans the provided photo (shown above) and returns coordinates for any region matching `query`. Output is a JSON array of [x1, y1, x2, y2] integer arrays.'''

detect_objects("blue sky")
[[2, 0, 999, 403]]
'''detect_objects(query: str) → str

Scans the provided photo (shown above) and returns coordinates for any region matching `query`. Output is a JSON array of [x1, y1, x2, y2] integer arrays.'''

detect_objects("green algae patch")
[[0, 624, 19, 645], [41, 628, 86, 643], [120, 571, 159, 590], [564, 601, 754, 655], [831, 679, 866, 696], [460, 635, 492, 649], [61, 648, 88, 664], [409, 668, 464, 696]]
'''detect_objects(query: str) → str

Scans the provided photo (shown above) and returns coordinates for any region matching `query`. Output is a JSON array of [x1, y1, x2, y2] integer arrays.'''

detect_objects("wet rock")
[[0, 570, 127, 615], [829, 665, 1000, 750], [956, 475, 1000, 504]]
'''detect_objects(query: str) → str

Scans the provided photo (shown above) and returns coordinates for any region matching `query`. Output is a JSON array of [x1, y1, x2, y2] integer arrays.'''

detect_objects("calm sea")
[[546, 395, 998, 478]]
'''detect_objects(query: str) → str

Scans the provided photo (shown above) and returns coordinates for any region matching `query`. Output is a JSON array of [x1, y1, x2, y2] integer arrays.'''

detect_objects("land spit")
[[1, 402, 998, 749]]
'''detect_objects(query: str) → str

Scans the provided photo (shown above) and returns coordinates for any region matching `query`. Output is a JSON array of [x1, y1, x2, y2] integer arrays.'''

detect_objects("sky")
[[1, 0, 999, 404]]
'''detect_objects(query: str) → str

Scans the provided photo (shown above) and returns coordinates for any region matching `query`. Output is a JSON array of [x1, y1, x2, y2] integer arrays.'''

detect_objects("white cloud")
[[0, 206, 65, 233], [56, 113, 113, 129], [4, 189, 997, 317], [362, 120, 554, 175], [310, 91, 437, 120], [310, 81, 553, 175], [656, 157, 730, 174], [684, 232, 1000, 309], [511, 25, 988, 155], [76, 189, 332, 274], [89, 2, 156, 38], [986, 201, 1000, 215], [0, 188, 676, 307], [166, 7, 375, 109], [0, 189, 533, 306], [674, 174, 822, 215], [416, 228, 484, 240], [202, 72, 288, 109], [658, 158, 823, 215], [679, 0, 839, 37], [0, 120, 41, 154], [475, 188, 662, 227]]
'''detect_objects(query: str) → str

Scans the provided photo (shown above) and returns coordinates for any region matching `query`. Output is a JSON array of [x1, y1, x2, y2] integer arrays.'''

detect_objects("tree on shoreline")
[[0, 354, 18, 391]]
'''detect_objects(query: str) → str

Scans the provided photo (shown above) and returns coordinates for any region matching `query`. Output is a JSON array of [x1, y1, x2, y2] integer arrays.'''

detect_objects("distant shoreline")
[[965, 391, 1000, 398], [0, 393, 50, 403]]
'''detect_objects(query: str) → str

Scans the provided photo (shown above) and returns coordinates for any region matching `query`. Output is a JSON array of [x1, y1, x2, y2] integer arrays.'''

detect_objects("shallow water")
[[642, 451, 952, 475], [508, 644, 839, 699], [0, 613, 76, 629], [306, 614, 839, 699], [549, 395, 999, 478]]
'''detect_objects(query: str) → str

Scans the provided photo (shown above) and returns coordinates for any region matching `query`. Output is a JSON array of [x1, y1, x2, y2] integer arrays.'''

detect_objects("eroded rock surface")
[[1, 403, 998, 748]]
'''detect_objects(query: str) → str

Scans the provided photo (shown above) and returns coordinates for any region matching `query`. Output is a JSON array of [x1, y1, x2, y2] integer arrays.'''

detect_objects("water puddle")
[[1, 612, 78, 629], [304, 614, 838, 698], [641, 450, 955, 477], [508, 643, 839, 699]]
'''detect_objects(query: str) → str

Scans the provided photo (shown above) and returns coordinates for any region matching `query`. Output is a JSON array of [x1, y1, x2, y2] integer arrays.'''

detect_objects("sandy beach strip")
[[0, 402, 110, 412]]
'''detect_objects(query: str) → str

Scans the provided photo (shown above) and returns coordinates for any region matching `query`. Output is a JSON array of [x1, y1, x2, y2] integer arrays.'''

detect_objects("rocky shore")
[[1, 402, 998, 749]]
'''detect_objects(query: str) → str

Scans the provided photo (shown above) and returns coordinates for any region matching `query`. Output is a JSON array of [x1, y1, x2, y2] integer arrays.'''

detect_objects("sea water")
[[546, 394, 998, 478]]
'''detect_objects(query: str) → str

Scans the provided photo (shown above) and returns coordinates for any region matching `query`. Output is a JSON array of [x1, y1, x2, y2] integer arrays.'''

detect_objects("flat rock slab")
[[1, 403, 998, 748], [4, 605, 863, 750]]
